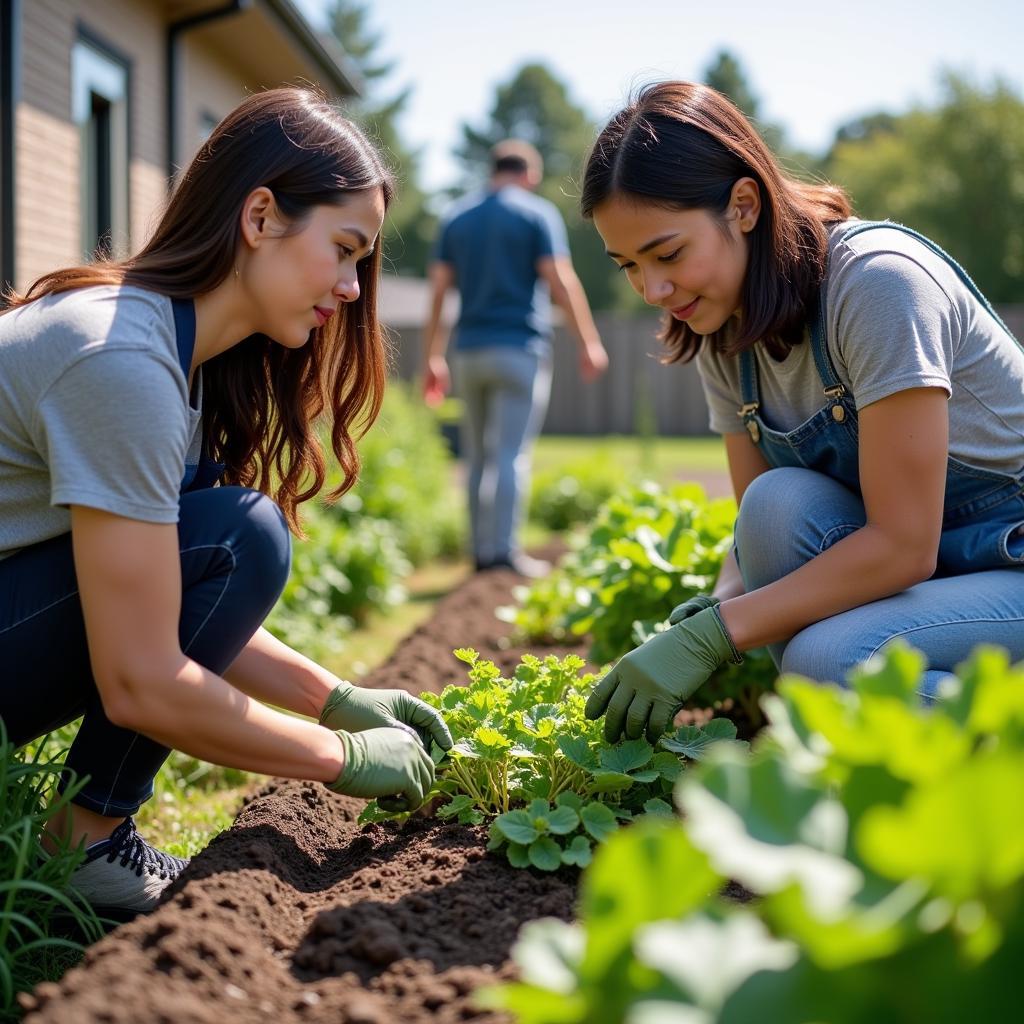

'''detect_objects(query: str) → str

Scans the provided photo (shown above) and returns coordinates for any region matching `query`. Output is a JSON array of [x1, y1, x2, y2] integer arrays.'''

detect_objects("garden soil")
[[22, 545, 743, 1024]]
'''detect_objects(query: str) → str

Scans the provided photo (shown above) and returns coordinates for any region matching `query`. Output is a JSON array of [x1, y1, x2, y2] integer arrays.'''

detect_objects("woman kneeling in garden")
[[582, 81, 1024, 744], [0, 88, 450, 917]]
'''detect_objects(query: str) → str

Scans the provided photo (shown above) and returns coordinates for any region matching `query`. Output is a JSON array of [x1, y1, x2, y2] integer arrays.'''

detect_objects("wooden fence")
[[385, 307, 1024, 437]]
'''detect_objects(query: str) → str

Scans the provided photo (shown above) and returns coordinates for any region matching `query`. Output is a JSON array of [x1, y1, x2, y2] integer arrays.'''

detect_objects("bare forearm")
[[223, 626, 337, 719], [719, 525, 934, 651], [712, 547, 746, 601], [123, 657, 343, 783], [552, 274, 600, 347], [424, 291, 449, 360]]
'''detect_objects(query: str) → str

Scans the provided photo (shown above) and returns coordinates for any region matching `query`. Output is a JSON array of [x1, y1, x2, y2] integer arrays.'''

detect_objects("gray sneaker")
[[68, 817, 189, 918]]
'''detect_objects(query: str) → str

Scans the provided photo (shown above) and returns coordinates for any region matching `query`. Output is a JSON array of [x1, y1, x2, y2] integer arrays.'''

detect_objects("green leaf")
[[559, 735, 599, 770], [847, 641, 926, 701], [507, 842, 531, 869], [528, 797, 553, 821], [590, 770, 637, 793], [642, 798, 675, 819], [529, 837, 564, 871], [650, 751, 685, 782], [510, 918, 585, 992], [634, 914, 798, 1011], [580, 820, 720, 982], [561, 835, 594, 868], [547, 805, 581, 835], [858, 750, 1024, 900], [580, 801, 619, 842], [437, 795, 475, 819], [599, 739, 654, 774], [555, 791, 585, 811], [475, 726, 513, 752], [678, 747, 862, 915], [660, 719, 738, 760], [487, 822, 507, 852], [496, 809, 541, 845]]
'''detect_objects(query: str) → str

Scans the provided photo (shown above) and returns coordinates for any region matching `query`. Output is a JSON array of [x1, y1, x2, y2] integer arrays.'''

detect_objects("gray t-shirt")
[[0, 285, 202, 559], [696, 221, 1024, 476]]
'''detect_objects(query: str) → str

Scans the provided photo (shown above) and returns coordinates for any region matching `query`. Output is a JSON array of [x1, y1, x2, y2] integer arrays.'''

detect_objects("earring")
[[233, 265, 240, 282]]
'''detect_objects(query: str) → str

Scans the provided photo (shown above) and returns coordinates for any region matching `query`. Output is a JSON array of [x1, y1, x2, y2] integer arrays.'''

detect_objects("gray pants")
[[455, 345, 552, 564]]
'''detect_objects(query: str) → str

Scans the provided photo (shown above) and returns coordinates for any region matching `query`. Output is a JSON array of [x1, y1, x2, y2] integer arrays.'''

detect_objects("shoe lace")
[[106, 819, 184, 880]]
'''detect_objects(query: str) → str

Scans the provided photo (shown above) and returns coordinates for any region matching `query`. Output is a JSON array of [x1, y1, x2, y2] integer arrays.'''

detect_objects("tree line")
[[330, 2, 1024, 308]]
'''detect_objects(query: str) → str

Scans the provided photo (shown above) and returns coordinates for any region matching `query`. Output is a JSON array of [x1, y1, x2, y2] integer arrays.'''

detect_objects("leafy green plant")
[[485, 642, 1024, 1022], [528, 453, 627, 531], [502, 480, 776, 725], [325, 382, 464, 565], [361, 650, 739, 871], [0, 721, 105, 1020], [265, 506, 411, 660]]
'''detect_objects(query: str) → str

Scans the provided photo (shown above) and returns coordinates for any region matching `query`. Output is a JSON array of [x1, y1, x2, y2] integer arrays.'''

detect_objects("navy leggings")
[[0, 487, 291, 815]]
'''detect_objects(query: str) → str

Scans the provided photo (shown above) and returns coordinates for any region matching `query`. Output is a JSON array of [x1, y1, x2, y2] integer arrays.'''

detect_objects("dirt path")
[[22, 563, 590, 1024]]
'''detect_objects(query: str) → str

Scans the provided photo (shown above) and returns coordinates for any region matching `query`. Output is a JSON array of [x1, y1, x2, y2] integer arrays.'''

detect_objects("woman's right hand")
[[328, 727, 436, 811]]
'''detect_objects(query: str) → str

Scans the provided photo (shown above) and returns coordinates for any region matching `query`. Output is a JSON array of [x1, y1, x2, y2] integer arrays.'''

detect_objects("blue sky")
[[294, 0, 1024, 193]]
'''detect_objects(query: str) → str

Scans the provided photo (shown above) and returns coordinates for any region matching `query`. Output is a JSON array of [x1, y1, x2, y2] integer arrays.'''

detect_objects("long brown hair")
[[3, 87, 394, 532], [581, 81, 852, 362]]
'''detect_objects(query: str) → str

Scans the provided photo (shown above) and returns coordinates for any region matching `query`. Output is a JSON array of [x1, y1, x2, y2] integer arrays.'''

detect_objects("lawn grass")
[[532, 434, 728, 481]]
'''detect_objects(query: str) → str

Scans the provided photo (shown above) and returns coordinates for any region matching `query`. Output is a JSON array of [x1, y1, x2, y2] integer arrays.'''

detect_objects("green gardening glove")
[[320, 682, 453, 753], [668, 593, 720, 625], [585, 605, 742, 745], [327, 727, 436, 812]]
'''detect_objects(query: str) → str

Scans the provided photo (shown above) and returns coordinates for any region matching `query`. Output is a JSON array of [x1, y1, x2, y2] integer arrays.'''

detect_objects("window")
[[198, 109, 220, 147], [72, 36, 129, 259]]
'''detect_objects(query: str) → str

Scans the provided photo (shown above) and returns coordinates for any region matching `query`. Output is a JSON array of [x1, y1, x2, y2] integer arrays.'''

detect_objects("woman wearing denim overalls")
[[0, 89, 450, 918], [577, 81, 1024, 745]]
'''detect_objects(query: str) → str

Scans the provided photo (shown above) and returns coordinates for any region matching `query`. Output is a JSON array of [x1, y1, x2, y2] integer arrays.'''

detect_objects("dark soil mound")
[[22, 561, 588, 1024]]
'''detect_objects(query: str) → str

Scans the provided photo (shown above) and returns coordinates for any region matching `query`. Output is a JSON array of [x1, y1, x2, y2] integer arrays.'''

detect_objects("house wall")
[[16, 0, 167, 288], [13, 1, 276, 290]]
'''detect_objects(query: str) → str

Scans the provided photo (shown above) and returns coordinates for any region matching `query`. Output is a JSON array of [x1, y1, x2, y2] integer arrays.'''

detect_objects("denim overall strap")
[[737, 342, 761, 442], [838, 221, 1019, 346], [171, 297, 224, 492], [737, 287, 847, 443], [171, 296, 196, 378]]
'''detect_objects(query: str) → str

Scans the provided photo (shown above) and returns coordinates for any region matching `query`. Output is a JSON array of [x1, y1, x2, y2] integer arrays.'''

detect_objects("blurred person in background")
[[423, 139, 608, 577]]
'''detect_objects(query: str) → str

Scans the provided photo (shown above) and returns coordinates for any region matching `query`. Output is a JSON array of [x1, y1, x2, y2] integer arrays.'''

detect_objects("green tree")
[[453, 63, 630, 310], [328, 0, 434, 274], [702, 50, 788, 158], [703, 49, 761, 120], [826, 72, 1024, 302]]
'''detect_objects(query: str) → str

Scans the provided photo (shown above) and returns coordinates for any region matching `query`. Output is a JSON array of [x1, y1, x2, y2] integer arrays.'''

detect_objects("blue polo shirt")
[[434, 185, 569, 351]]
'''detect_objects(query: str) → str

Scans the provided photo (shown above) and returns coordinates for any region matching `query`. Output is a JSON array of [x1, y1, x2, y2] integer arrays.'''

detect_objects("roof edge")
[[262, 0, 363, 97]]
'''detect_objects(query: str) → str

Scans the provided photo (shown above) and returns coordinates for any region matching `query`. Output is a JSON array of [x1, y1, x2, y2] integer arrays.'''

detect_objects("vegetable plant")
[[502, 480, 777, 726], [485, 642, 1024, 1022], [361, 649, 741, 871]]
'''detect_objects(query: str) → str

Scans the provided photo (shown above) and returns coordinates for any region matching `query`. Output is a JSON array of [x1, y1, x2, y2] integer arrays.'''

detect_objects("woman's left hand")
[[319, 682, 453, 753], [585, 606, 741, 745]]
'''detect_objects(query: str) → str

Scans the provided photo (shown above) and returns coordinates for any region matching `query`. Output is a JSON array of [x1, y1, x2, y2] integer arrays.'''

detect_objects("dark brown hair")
[[3, 87, 394, 532], [581, 81, 852, 361]]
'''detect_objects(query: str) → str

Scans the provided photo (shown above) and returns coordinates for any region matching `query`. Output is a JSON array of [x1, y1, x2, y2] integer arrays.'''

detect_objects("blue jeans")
[[455, 345, 552, 564], [0, 487, 291, 815], [734, 468, 1024, 697]]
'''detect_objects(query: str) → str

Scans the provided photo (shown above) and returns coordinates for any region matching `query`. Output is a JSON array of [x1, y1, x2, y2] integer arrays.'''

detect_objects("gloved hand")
[[327, 727, 436, 812], [585, 605, 742, 745], [668, 593, 720, 625], [320, 682, 453, 753]]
